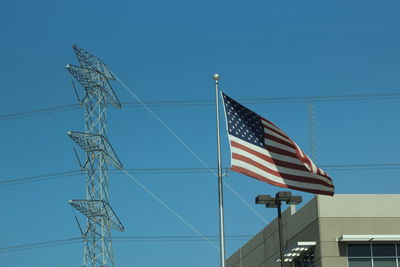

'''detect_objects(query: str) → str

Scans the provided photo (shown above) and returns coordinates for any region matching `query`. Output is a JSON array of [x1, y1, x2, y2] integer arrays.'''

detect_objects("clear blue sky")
[[1, 1, 400, 266]]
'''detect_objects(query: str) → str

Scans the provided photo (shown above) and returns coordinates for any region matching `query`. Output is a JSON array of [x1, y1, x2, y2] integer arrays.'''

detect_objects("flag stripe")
[[231, 136, 332, 182], [231, 153, 333, 188], [264, 132, 296, 150], [231, 140, 308, 171], [264, 127, 292, 144], [261, 119, 288, 139], [230, 159, 334, 191], [231, 145, 332, 186], [265, 138, 297, 154], [264, 144, 298, 158], [263, 120, 325, 175], [231, 165, 334, 195], [231, 138, 306, 165]]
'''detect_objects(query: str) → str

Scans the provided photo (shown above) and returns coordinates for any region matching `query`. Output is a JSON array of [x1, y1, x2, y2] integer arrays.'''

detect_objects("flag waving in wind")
[[222, 92, 334, 196]]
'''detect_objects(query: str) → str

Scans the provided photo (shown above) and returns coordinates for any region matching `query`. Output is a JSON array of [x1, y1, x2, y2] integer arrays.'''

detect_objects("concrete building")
[[226, 194, 400, 267]]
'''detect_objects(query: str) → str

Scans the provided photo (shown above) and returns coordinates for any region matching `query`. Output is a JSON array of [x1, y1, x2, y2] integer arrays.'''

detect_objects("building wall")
[[226, 194, 400, 267], [317, 194, 400, 267]]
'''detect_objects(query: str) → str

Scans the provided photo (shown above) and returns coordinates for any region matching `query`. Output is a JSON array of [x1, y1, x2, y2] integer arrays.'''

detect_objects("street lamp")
[[255, 191, 302, 267]]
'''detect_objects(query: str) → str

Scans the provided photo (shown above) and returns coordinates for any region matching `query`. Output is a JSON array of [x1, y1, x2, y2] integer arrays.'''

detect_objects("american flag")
[[222, 92, 334, 196]]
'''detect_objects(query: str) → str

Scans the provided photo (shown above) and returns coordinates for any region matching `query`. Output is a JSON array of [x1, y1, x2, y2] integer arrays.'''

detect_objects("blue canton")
[[222, 93, 265, 149]]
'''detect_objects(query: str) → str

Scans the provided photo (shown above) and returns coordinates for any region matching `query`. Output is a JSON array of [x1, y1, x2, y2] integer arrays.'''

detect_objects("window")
[[295, 251, 314, 267], [348, 244, 399, 267]]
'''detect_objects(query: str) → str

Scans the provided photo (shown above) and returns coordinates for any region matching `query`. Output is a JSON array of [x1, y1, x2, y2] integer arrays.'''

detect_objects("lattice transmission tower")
[[66, 45, 124, 267], [307, 102, 317, 163]]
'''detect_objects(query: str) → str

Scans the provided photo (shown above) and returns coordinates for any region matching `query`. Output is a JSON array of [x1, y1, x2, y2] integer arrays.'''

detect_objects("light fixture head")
[[276, 191, 292, 201], [255, 195, 273, 204]]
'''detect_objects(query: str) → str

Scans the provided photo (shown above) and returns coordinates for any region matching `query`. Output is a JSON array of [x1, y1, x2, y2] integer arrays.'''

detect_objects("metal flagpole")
[[214, 73, 226, 267], [277, 202, 285, 267]]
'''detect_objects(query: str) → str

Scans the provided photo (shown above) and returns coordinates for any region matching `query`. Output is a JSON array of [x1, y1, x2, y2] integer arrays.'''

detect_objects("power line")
[[0, 104, 80, 121], [2, 163, 400, 187], [123, 92, 400, 106], [322, 163, 400, 171], [0, 170, 82, 187], [113, 235, 252, 243], [1, 92, 400, 122], [0, 238, 82, 254], [2, 24, 399, 60], [0, 235, 252, 254]]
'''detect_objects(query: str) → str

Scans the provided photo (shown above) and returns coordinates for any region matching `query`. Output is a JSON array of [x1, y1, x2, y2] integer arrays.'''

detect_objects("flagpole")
[[214, 73, 226, 267]]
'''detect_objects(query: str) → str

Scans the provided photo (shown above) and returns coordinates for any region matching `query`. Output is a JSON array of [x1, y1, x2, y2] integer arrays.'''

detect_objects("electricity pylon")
[[66, 45, 124, 267], [307, 102, 317, 163]]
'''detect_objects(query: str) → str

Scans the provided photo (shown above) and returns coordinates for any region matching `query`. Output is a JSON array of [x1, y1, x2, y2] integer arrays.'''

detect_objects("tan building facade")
[[226, 194, 400, 267]]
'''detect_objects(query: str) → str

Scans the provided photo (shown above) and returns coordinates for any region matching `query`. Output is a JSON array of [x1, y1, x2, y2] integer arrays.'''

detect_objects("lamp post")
[[255, 191, 302, 267]]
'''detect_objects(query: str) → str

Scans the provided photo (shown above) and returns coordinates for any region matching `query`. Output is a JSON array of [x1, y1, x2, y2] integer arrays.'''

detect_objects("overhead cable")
[[0, 238, 82, 254], [2, 163, 400, 187], [0, 235, 252, 254], [1, 92, 400, 122]]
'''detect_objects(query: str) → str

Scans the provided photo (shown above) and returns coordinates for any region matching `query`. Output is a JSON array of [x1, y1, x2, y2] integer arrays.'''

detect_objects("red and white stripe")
[[229, 117, 334, 195]]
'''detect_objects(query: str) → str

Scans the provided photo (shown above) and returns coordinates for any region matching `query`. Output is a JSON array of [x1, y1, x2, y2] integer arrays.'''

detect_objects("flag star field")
[[224, 93, 264, 148]]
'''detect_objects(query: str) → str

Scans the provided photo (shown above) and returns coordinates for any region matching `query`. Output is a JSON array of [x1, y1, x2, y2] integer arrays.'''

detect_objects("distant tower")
[[66, 45, 124, 267], [307, 102, 317, 163]]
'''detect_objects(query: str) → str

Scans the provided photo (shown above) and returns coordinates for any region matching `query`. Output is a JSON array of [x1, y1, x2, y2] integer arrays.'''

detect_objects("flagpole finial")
[[213, 73, 220, 84]]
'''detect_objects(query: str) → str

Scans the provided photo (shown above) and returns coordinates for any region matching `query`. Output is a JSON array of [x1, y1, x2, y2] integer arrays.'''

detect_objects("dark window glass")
[[348, 258, 372, 267], [373, 244, 396, 257], [295, 251, 314, 267], [373, 258, 396, 267], [348, 244, 371, 257], [397, 244, 400, 256]]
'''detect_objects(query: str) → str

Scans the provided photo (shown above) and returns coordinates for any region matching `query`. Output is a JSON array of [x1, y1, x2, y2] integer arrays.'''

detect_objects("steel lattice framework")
[[66, 45, 123, 267]]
